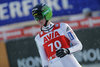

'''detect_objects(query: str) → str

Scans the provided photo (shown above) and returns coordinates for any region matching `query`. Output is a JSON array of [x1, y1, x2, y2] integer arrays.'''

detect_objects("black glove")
[[56, 48, 70, 58]]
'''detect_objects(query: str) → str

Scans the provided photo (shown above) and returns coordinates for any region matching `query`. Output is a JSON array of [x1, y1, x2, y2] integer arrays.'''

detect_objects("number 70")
[[48, 40, 62, 52]]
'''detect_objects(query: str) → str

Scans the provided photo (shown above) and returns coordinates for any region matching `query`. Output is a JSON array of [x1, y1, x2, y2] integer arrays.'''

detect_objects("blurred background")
[[0, 0, 100, 67]]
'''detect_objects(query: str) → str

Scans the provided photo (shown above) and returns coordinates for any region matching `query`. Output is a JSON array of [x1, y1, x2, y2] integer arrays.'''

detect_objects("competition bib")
[[43, 35, 70, 61]]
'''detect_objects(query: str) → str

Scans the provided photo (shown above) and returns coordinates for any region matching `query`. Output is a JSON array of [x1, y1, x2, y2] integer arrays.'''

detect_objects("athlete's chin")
[[39, 23, 44, 26]]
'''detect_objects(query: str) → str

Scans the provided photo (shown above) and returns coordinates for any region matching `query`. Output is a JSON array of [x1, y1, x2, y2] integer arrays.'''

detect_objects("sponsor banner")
[[0, 26, 40, 40], [0, 0, 100, 26], [64, 17, 100, 29], [6, 37, 42, 67], [0, 17, 100, 41], [75, 48, 100, 64]]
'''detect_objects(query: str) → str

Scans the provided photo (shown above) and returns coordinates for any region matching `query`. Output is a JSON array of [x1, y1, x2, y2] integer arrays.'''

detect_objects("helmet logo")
[[34, 13, 38, 16], [43, 9, 49, 15], [32, 8, 38, 11]]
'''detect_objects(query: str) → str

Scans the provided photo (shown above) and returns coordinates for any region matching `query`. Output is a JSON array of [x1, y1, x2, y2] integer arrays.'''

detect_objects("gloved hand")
[[56, 48, 70, 58]]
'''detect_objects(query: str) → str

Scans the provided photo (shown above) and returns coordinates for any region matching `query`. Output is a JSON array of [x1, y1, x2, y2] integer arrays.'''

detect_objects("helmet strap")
[[44, 20, 48, 27], [41, 20, 48, 31]]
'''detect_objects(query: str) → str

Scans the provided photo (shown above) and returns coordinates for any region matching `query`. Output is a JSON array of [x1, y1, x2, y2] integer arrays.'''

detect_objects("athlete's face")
[[37, 18, 46, 26]]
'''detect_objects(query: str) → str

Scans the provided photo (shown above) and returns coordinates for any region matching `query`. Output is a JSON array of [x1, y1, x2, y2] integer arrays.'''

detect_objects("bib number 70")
[[48, 40, 62, 52]]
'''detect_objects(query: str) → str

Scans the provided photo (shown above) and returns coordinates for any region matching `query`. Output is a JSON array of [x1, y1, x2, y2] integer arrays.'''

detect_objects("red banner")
[[65, 17, 100, 30], [0, 17, 100, 41]]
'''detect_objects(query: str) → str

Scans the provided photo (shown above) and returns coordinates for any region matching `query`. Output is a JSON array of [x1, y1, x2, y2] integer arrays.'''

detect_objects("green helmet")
[[32, 3, 52, 21]]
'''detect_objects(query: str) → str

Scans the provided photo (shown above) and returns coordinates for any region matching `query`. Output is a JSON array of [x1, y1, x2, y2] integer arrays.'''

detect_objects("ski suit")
[[35, 22, 83, 67]]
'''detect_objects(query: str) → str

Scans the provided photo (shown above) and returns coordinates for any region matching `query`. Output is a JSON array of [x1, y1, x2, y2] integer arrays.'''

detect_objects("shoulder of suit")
[[53, 23, 68, 28], [57, 23, 69, 29], [60, 22, 69, 27], [60, 23, 71, 32]]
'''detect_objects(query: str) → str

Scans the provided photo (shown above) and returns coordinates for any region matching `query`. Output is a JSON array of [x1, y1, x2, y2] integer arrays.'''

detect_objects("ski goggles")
[[33, 13, 44, 21]]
